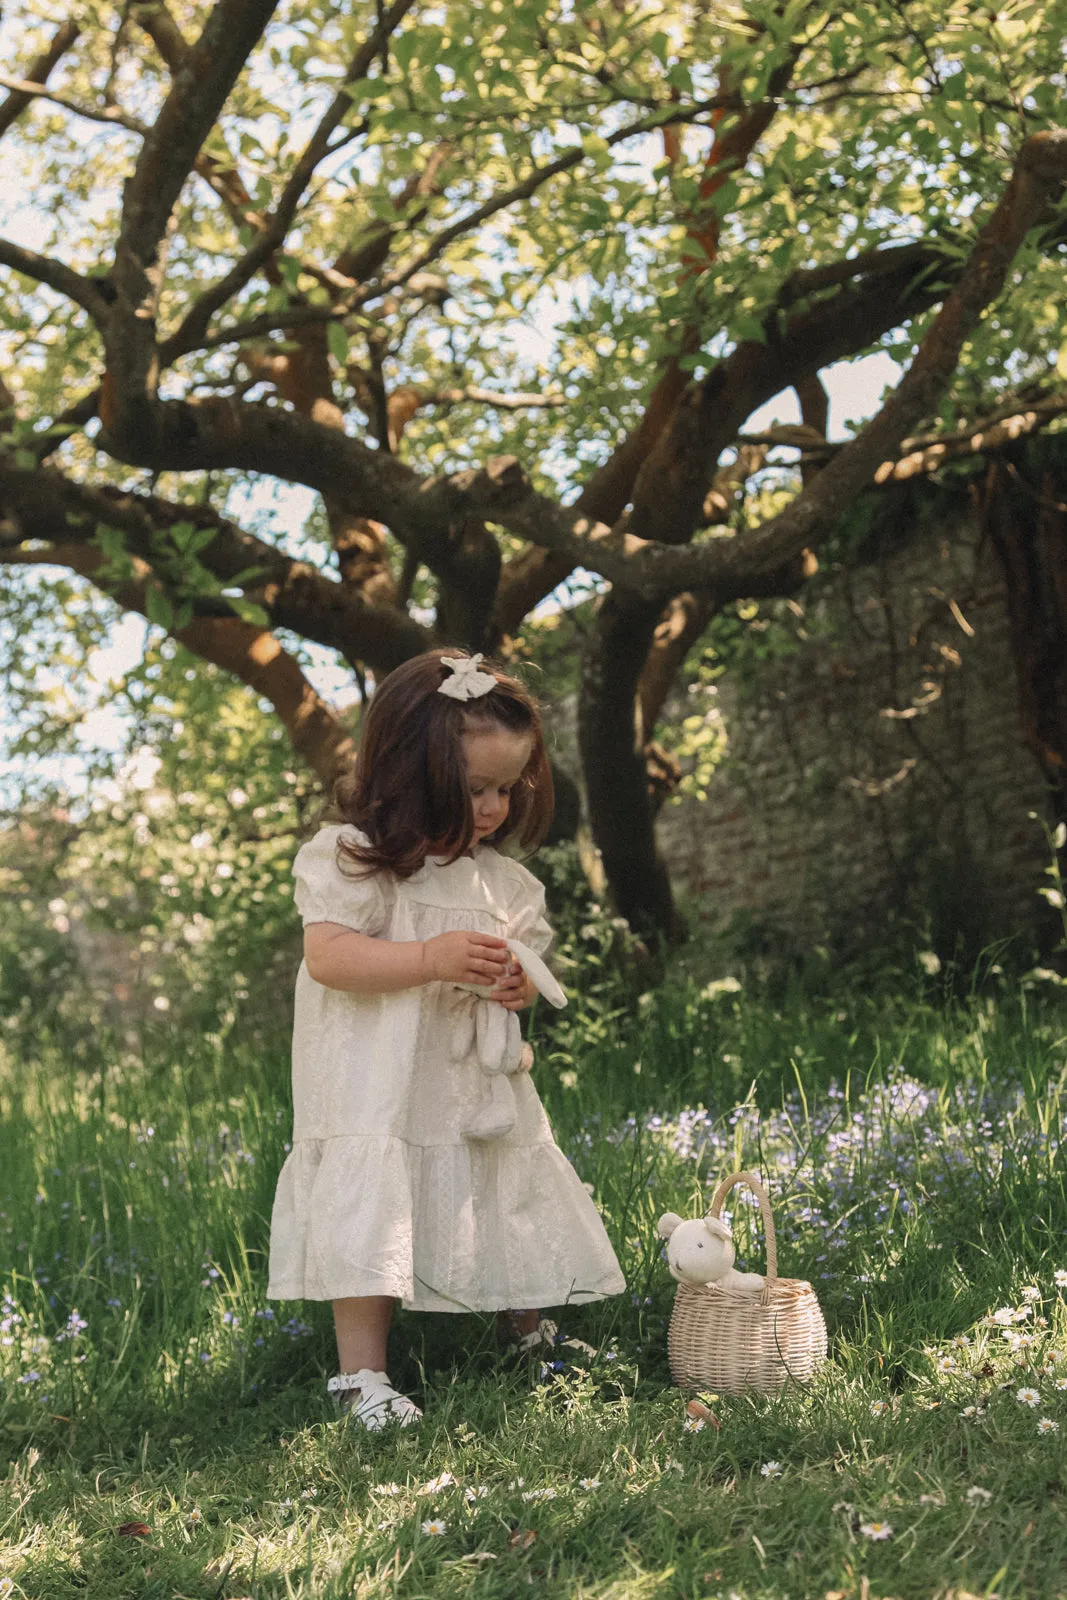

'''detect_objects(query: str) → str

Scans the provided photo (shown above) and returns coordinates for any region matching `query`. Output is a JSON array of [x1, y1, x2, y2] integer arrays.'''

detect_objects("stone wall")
[[546, 470, 1057, 956], [654, 477, 1052, 953]]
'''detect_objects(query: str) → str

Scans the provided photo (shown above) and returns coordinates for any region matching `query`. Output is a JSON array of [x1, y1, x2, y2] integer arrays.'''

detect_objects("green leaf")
[[93, 524, 126, 561], [327, 321, 350, 366], [227, 598, 271, 628], [733, 315, 768, 345], [167, 520, 201, 553], [222, 566, 268, 587], [186, 526, 220, 556], [144, 586, 174, 630]]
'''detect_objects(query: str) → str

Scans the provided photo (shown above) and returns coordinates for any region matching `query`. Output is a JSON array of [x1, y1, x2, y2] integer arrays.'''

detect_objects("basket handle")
[[707, 1170, 778, 1285]]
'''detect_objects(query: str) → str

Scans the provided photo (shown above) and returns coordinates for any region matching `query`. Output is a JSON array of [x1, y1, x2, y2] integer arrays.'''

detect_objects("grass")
[[1, 972, 1066, 1599]]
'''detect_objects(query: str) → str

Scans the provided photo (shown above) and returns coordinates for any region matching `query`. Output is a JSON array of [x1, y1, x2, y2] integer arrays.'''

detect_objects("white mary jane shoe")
[[327, 1368, 422, 1430]]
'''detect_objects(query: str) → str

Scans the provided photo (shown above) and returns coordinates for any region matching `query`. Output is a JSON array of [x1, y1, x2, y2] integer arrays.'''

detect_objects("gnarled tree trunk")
[[984, 450, 1067, 827]]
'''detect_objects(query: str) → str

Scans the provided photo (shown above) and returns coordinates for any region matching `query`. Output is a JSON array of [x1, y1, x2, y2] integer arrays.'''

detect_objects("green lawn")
[[1, 977, 1066, 1599]]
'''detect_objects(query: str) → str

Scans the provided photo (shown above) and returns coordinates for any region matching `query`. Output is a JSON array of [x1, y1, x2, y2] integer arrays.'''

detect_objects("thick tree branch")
[[635, 444, 772, 734], [380, 382, 566, 453], [0, 238, 109, 318], [132, 2, 284, 245], [169, 0, 417, 358], [173, 616, 357, 785], [92, 121, 1065, 617], [695, 130, 1067, 584], [0, 458, 431, 672], [746, 390, 1067, 480], [0, 20, 82, 140], [115, 0, 278, 278], [240, 338, 397, 603], [131, 2, 191, 69], [106, 0, 279, 426], [1, 534, 355, 786], [404, 383, 568, 413], [0, 74, 147, 135]]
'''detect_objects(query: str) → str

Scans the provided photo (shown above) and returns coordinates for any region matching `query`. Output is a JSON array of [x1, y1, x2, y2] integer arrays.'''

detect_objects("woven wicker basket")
[[666, 1170, 827, 1396]]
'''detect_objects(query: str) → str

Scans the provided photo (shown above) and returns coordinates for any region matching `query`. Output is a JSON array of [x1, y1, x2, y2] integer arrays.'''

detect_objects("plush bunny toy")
[[448, 939, 567, 1141], [657, 1211, 765, 1291]]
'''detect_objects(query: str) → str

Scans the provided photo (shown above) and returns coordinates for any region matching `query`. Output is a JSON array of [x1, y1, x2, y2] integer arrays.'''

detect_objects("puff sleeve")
[[504, 861, 554, 956], [292, 826, 388, 935]]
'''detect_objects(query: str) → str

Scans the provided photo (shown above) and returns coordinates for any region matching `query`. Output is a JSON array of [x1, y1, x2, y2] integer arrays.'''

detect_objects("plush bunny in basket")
[[658, 1170, 827, 1395]]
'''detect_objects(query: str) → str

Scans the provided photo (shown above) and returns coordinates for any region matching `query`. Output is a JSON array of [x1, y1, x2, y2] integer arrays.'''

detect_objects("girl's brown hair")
[[333, 649, 553, 879]]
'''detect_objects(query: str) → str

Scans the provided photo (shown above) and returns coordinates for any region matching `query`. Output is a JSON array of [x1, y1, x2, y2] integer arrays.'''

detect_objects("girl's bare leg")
[[333, 1295, 395, 1373]]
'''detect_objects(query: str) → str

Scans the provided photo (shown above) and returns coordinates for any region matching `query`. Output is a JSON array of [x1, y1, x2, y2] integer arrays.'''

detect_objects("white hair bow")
[[437, 653, 498, 701]]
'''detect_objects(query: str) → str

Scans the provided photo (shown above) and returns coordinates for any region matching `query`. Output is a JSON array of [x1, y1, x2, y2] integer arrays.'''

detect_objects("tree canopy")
[[2, 0, 1066, 935]]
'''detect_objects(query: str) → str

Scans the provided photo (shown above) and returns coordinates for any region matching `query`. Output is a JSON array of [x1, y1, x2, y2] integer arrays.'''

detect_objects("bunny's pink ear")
[[657, 1212, 684, 1240]]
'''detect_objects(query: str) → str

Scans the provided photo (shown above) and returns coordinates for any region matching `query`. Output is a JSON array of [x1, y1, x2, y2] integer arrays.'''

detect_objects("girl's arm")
[[304, 923, 510, 994]]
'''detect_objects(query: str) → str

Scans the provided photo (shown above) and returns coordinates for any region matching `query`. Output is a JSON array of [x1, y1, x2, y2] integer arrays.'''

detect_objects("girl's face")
[[463, 723, 534, 842]]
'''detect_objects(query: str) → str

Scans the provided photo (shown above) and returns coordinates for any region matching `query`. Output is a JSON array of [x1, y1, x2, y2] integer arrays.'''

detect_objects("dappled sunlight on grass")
[[1, 980, 1066, 1597]]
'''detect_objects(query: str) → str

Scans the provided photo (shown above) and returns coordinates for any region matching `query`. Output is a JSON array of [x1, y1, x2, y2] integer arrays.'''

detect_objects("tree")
[[1, 0, 1066, 941]]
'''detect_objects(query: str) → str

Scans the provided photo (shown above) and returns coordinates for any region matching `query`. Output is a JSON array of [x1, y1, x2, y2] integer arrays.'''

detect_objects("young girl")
[[267, 648, 625, 1427]]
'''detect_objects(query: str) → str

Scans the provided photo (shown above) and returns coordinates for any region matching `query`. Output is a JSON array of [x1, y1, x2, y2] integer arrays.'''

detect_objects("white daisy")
[[860, 1520, 893, 1541], [965, 1486, 993, 1504], [373, 1482, 402, 1496], [579, 1478, 602, 1491], [683, 1415, 705, 1433], [521, 1487, 557, 1502], [1055, 1379, 1067, 1392], [1016, 1387, 1041, 1407], [960, 1405, 985, 1419], [990, 1307, 1017, 1326], [1053, 1270, 1067, 1288], [918, 1493, 945, 1506], [1021, 1286, 1041, 1303], [869, 1400, 891, 1417], [421, 1472, 456, 1495], [760, 1461, 783, 1479], [421, 1518, 447, 1536], [936, 1355, 959, 1374], [463, 1485, 489, 1503], [1037, 1417, 1060, 1435]]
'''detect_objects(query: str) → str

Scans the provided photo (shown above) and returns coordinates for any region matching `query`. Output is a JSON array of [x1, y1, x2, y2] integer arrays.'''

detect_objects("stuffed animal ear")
[[507, 940, 567, 1009], [704, 1215, 733, 1243], [657, 1212, 684, 1240]]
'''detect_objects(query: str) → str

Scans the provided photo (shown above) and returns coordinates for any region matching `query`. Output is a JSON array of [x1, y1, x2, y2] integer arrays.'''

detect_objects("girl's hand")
[[422, 931, 510, 986], [490, 959, 536, 1012]]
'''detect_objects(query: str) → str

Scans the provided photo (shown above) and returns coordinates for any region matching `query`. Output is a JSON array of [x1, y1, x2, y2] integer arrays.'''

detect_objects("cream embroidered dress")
[[268, 825, 626, 1312]]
